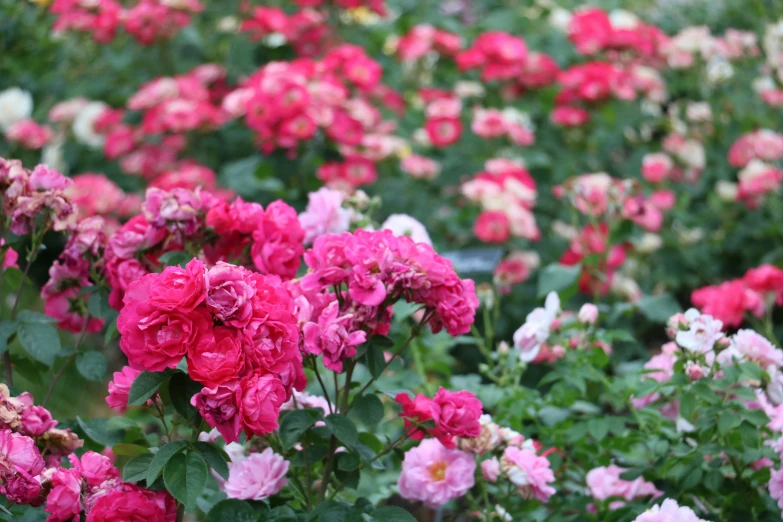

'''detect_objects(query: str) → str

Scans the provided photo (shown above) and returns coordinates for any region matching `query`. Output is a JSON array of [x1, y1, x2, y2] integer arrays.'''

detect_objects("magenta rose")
[[45, 468, 82, 522], [146, 258, 207, 312], [106, 366, 142, 413], [118, 273, 212, 372], [205, 263, 256, 327], [238, 371, 286, 437], [191, 381, 242, 444], [4, 472, 42, 505], [187, 327, 246, 388], [432, 387, 483, 440], [106, 257, 148, 310], [20, 405, 57, 436], [0, 429, 44, 477], [251, 236, 303, 280], [69, 451, 119, 488], [86, 490, 167, 522]]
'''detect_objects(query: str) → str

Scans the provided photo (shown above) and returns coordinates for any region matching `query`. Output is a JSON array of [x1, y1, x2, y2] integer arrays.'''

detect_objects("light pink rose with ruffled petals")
[[398, 439, 476, 507], [223, 448, 289, 500]]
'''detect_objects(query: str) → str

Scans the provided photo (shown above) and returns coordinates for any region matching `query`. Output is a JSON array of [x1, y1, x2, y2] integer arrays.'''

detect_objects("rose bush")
[[2, 0, 783, 520]]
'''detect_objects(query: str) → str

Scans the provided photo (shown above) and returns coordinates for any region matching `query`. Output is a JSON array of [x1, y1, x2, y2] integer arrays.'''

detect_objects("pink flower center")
[[427, 461, 448, 482]]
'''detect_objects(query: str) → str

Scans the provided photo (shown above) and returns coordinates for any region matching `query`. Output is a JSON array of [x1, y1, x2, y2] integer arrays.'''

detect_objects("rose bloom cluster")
[[470, 107, 535, 146], [299, 229, 479, 348], [50, 0, 203, 45], [461, 158, 539, 243], [102, 186, 303, 309], [395, 387, 483, 448], [223, 45, 405, 172], [691, 264, 783, 328], [240, 7, 331, 58], [397, 410, 557, 508], [568, 7, 667, 60], [0, 391, 169, 520], [558, 222, 630, 297], [114, 258, 305, 443], [724, 130, 783, 208], [663, 25, 758, 70], [586, 464, 662, 511], [395, 24, 462, 62], [101, 65, 229, 181]]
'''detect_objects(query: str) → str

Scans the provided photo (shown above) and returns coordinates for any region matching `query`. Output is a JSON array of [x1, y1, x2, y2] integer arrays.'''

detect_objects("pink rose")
[[106, 366, 142, 413], [223, 448, 289, 500], [482, 457, 500, 482], [433, 388, 483, 441], [302, 301, 367, 372], [118, 273, 212, 372], [398, 439, 476, 507], [69, 451, 120, 488], [187, 327, 246, 388], [4, 472, 42, 505], [20, 405, 57, 436], [205, 263, 256, 327], [147, 258, 207, 312], [238, 371, 286, 437], [86, 490, 168, 522], [501, 446, 556, 502], [0, 429, 44, 477], [45, 468, 82, 522], [192, 382, 242, 444]]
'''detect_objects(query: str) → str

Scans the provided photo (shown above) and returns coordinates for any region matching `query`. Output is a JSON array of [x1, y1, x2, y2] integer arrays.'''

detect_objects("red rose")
[[238, 371, 286, 437], [187, 327, 246, 388]]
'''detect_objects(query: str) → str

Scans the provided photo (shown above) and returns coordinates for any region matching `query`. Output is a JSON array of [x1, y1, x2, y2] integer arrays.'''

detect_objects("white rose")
[[381, 214, 432, 245], [72, 101, 108, 148], [0, 88, 33, 131]]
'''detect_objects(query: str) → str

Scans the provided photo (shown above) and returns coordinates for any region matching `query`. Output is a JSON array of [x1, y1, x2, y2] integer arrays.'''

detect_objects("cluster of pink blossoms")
[[396, 25, 462, 62], [586, 464, 662, 511], [223, 45, 404, 170], [300, 229, 479, 339], [0, 389, 167, 519], [725, 130, 783, 208], [470, 107, 535, 146], [631, 499, 710, 522], [691, 264, 783, 328], [568, 7, 667, 60], [461, 158, 539, 243], [240, 7, 331, 58], [4, 119, 53, 150], [102, 65, 229, 181], [50, 0, 203, 45], [115, 259, 304, 443]]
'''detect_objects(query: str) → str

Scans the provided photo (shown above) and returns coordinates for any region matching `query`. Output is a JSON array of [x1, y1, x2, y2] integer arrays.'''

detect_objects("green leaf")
[[193, 441, 230, 480], [157, 251, 192, 268], [337, 452, 360, 472], [122, 453, 154, 483], [370, 335, 395, 348], [279, 409, 323, 450], [371, 506, 417, 522], [128, 370, 170, 406], [87, 291, 110, 319], [164, 451, 208, 509], [16, 310, 56, 323], [17, 322, 60, 366], [587, 418, 609, 441], [206, 500, 256, 522], [364, 346, 386, 379], [76, 351, 108, 381], [147, 441, 188, 485], [168, 372, 202, 420], [104, 319, 119, 345], [77, 417, 125, 447], [350, 394, 384, 427], [680, 392, 696, 421], [637, 293, 682, 323], [112, 444, 150, 457], [718, 412, 741, 434], [537, 263, 581, 300], [0, 321, 17, 354], [744, 408, 770, 427], [325, 414, 358, 447]]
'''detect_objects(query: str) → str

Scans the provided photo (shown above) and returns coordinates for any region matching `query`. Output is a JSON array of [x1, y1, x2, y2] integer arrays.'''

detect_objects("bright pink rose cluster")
[[727, 129, 783, 168], [4, 119, 53, 150], [396, 24, 462, 62], [300, 229, 479, 337], [102, 186, 303, 309], [240, 7, 332, 58], [560, 223, 629, 297], [691, 270, 772, 328], [66, 173, 139, 223], [116, 259, 305, 443], [50, 0, 203, 46], [568, 7, 667, 59], [395, 387, 483, 448], [461, 158, 539, 244], [222, 45, 401, 163], [470, 107, 535, 146]]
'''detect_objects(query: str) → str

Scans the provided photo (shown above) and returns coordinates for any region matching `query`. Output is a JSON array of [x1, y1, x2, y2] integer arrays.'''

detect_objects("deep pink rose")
[[69, 451, 120, 488], [187, 327, 246, 388], [192, 381, 242, 444], [106, 366, 142, 413], [238, 371, 286, 437], [4, 472, 42, 505], [0, 429, 44, 477], [45, 468, 82, 522], [118, 273, 212, 372], [251, 236, 303, 280], [147, 258, 207, 312], [86, 490, 168, 522], [20, 405, 57, 436], [205, 263, 256, 327], [432, 388, 483, 441]]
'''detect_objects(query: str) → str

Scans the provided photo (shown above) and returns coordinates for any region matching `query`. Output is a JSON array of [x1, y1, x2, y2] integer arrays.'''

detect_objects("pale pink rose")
[[298, 187, 352, 245], [586, 464, 661, 509], [223, 448, 289, 500], [632, 499, 710, 522], [577, 303, 599, 325], [481, 457, 500, 482], [398, 439, 476, 507], [501, 446, 556, 502], [642, 153, 673, 183]]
